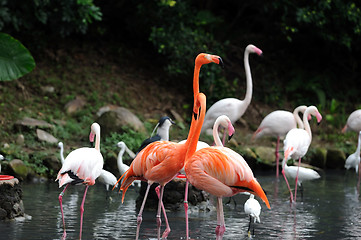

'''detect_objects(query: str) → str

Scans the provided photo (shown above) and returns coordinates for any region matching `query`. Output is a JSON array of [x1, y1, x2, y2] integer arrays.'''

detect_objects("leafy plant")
[[0, 33, 35, 81]]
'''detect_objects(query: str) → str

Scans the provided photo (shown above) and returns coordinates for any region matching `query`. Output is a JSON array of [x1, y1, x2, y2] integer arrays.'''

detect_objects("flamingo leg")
[[215, 197, 225, 240], [357, 161, 361, 191], [155, 185, 171, 239], [281, 166, 294, 202], [79, 185, 89, 240], [184, 180, 189, 240], [294, 157, 302, 202], [156, 185, 165, 240], [136, 183, 151, 240], [247, 216, 251, 237], [275, 137, 280, 178], [59, 184, 69, 240]]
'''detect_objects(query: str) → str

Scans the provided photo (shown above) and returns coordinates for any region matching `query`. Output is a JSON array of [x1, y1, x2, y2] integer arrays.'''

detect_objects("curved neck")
[[293, 106, 306, 129], [60, 146, 64, 164], [193, 62, 201, 99], [117, 147, 126, 171], [185, 94, 206, 160], [94, 131, 100, 151], [243, 50, 253, 105], [282, 157, 289, 170], [302, 109, 312, 141], [213, 119, 223, 147]]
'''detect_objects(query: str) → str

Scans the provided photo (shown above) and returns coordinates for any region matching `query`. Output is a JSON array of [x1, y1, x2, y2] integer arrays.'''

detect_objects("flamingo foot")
[[161, 226, 171, 239], [61, 231, 66, 240], [136, 214, 143, 240], [215, 224, 225, 240]]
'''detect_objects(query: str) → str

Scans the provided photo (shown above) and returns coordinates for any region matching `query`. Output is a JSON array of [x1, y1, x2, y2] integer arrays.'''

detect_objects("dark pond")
[[1, 170, 360, 239]]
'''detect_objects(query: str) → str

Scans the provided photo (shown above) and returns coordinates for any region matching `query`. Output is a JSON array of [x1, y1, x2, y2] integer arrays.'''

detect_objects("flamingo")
[[342, 109, 361, 133], [252, 105, 308, 177], [184, 118, 270, 240], [244, 193, 261, 237], [56, 122, 104, 240], [115, 54, 223, 240], [282, 156, 320, 200], [58, 141, 118, 192], [201, 44, 262, 135], [344, 131, 361, 173], [136, 116, 175, 154], [116, 141, 141, 187], [282, 106, 322, 202]]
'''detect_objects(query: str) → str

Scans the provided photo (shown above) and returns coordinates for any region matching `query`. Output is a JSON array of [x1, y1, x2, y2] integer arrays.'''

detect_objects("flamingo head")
[[308, 106, 322, 123], [196, 53, 224, 68], [217, 115, 235, 139], [246, 44, 263, 56], [89, 122, 101, 142], [116, 141, 126, 149]]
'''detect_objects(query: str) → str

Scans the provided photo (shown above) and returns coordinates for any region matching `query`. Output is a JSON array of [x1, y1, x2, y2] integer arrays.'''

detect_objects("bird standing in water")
[[56, 123, 103, 240], [244, 193, 261, 237]]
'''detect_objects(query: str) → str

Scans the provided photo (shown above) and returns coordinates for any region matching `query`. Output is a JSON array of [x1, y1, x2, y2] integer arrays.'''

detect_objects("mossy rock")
[[253, 146, 275, 166], [242, 147, 258, 169], [326, 148, 346, 169], [8, 160, 29, 180], [309, 147, 327, 169]]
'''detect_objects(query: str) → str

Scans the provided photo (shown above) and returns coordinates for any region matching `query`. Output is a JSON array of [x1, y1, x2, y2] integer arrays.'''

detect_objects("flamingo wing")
[[185, 147, 270, 208]]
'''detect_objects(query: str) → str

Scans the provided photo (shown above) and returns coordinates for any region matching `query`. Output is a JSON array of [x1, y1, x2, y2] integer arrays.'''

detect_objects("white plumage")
[[97, 169, 118, 191], [117, 141, 141, 187], [244, 194, 261, 237], [282, 106, 322, 202], [201, 44, 262, 135], [282, 158, 320, 186], [342, 109, 361, 133], [344, 131, 361, 173]]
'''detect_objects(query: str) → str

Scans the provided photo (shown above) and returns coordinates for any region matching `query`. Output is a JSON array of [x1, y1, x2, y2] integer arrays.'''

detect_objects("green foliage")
[[0, 0, 102, 38], [0, 33, 35, 81]]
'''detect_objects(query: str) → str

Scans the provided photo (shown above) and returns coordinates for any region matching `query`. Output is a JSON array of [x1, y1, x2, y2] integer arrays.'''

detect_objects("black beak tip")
[[219, 57, 224, 69], [228, 134, 234, 141]]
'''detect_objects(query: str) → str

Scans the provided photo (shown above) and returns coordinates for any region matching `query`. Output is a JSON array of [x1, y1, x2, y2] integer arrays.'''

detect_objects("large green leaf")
[[0, 33, 35, 81]]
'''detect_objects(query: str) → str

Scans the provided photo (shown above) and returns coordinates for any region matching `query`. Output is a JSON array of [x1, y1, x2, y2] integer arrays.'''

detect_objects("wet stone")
[[0, 178, 25, 221]]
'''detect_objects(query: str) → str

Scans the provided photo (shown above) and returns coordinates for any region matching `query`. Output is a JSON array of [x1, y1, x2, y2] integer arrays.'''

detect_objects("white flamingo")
[[116, 141, 140, 187], [244, 193, 261, 237], [58, 141, 117, 192], [56, 122, 104, 240], [282, 106, 322, 202], [342, 109, 361, 133], [201, 44, 262, 135], [252, 105, 308, 177]]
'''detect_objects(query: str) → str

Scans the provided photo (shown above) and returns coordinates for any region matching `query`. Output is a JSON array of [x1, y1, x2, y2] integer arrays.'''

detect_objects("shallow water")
[[1, 170, 361, 240]]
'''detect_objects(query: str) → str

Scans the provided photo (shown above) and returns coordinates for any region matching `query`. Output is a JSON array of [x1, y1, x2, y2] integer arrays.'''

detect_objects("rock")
[[14, 117, 54, 131], [43, 155, 62, 175], [36, 129, 58, 143], [41, 85, 55, 93], [0, 178, 25, 220], [326, 148, 346, 169], [242, 147, 258, 169], [253, 146, 275, 168], [16, 134, 25, 145], [96, 105, 146, 136], [8, 160, 29, 180], [309, 147, 327, 168], [64, 96, 86, 115]]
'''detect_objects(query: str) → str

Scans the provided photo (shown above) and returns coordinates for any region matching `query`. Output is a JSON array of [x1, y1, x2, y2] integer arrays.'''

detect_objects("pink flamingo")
[[282, 106, 322, 202], [252, 105, 308, 177], [56, 122, 104, 240], [115, 54, 223, 240], [201, 44, 262, 136], [184, 117, 270, 240]]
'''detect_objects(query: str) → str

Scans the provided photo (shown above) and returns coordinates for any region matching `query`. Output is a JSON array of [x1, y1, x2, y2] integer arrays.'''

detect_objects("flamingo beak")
[[316, 112, 322, 124], [249, 179, 271, 209]]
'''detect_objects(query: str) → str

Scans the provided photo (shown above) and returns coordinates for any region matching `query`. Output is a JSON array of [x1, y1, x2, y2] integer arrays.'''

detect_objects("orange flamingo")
[[184, 124, 270, 240], [115, 93, 206, 240], [115, 54, 222, 240]]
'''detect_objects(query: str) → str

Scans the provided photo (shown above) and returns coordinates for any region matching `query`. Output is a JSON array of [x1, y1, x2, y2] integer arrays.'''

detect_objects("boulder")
[[96, 105, 146, 136], [14, 117, 54, 131], [253, 146, 275, 169], [309, 147, 327, 169], [64, 96, 86, 115], [0, 178, 26, 221], [36, 129, 58, 143], [8, 160, 29, 180], [326, 148, 346, 169]]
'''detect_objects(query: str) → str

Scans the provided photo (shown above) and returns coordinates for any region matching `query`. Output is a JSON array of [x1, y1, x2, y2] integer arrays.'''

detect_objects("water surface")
[[1, 170, 360, 239]]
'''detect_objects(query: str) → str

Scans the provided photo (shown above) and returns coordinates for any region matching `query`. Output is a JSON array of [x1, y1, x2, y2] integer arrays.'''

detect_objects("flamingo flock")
[[51, 44, 361, 240]]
